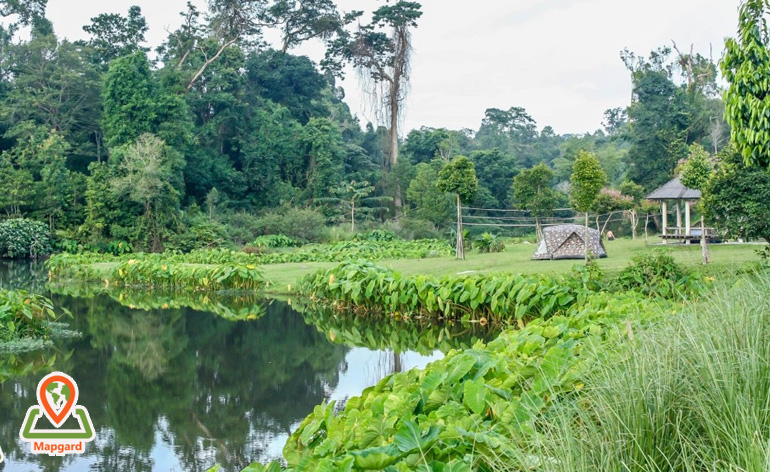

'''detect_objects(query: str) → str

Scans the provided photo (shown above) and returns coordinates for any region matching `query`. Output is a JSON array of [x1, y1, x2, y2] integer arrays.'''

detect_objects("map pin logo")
[[36, 372, 79, 428]]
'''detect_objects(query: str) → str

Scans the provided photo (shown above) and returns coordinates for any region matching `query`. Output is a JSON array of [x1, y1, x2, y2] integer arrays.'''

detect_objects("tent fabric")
[[532, 224, 607, 260]]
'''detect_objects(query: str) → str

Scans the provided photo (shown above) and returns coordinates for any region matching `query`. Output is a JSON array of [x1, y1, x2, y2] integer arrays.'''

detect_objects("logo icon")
[[19, 372, 95, 456]]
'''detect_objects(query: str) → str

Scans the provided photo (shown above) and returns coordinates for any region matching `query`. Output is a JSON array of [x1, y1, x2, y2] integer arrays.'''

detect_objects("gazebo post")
[[676, 202, 682, 235], [661, 201, 668, 244], [685, 201, 691, 242]]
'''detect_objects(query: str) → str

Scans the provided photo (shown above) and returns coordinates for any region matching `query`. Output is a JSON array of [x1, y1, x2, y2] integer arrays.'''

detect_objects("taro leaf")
[[299, 418, 324, 446], [462, 377, 487, 415], [394, 420, 441, 454], [446, 353, 476, 384], [349, 444, 402, 469]]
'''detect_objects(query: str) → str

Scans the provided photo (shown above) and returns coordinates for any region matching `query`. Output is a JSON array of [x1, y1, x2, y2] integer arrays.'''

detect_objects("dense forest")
[[0, 0, 730, 252]]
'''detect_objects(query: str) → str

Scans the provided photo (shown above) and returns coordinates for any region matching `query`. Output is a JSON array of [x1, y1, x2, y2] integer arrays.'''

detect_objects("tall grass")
[[494, 271, 770, 472]]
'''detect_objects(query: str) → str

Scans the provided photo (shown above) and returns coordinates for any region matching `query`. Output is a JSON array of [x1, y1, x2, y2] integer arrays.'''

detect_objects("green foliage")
[[618, 180, 645, 204], [407, 161, 454, 228], [702, 148, 770, 242], [284, 286, 664, 470], [679, 143, 714, 190], [47, 253, 263, 291], [512, 163, 557, 218], [475, 233, 506, 254], [570, 151, 607, 212], [351, 229, 399, 242], [722, 0, 770, 169], [0, 218, 52, 259], [0, 289, 65, 342], [437, 156, 479, 204], [303, 261, 593, 323], [81, 5, 149, 65], [617, 251, 700, 299], [255, 208, 328, 243], [252, 234, 302, 248], [522, 273, 770, 472], [102, 51, 157, 148]]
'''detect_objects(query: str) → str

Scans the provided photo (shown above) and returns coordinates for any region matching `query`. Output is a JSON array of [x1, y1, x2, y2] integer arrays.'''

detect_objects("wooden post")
[[700, 215, 710, 263], [456, 194, 464, 260], [661, 201, 668, 244], [676, 202, 682, 235], [684, 201, 691, 243]]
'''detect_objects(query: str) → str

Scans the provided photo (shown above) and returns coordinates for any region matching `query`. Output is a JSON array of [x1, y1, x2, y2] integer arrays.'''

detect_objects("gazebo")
[[646, 177, 703, 243]]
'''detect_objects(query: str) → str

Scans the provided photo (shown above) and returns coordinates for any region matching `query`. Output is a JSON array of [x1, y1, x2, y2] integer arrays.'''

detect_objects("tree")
[[475, 107, 539, 167], [301, 118, 345, 200], [702, 146, 770, 243], [270, 0, 346, 53], [680, 143, 714, 263], [324, 1, 423, 208], [406, 161, 453, 228], [102, 52, 157, 149], [570, 151, 607, 261], [81, 6, 148, 66], [326, 180, 391, 231], [623, 48, 691, 190], [722, 0, 770, 169], [437, 156, 478, 260], [205, 187, 220, 220], [470, 148, 517, 208], [511, 163, 557, 240], [0, 0, 47, 26], [592, 187, 633, 235], [111, 134, 183, 252], [618, 180, 645, 239]]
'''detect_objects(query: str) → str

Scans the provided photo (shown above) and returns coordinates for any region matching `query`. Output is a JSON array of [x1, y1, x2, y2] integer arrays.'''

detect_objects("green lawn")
[[264, 238, 764, 294]]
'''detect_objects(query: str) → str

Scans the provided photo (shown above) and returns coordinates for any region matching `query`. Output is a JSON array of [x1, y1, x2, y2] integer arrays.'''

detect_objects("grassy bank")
[[498, 271, 770, 472], [267, 238, 761, 293]]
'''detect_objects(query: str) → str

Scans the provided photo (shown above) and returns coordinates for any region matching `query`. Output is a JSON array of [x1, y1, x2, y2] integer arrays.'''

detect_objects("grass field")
[[265, 238, 765, 294]]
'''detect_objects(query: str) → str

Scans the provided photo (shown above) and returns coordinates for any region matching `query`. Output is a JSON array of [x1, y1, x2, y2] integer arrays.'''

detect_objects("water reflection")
[[0, 263, 444, 471]]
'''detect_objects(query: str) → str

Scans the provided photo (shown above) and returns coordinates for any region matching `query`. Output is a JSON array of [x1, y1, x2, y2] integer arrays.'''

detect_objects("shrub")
[[396, 218, 443, 240], [0, 219, 52, 259], [352, 229, 399, 242], [475, 232, 506, 253], [254, 208, 327, 243], [167, 220, 228, 253], [616, 251, 700, 298], [252, 234, 302, 248], [0, 289, 64, 342]]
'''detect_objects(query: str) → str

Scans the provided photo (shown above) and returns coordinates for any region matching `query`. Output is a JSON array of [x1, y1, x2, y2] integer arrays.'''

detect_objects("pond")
[[0, 262, 491, 472]]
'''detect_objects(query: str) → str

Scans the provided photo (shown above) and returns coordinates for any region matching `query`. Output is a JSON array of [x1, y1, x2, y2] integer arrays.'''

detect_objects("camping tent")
[[532, 224, 607, 260]]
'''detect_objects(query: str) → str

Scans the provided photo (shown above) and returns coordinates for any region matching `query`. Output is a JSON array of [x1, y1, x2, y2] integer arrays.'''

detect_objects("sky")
[[44, 0, 741, 135]]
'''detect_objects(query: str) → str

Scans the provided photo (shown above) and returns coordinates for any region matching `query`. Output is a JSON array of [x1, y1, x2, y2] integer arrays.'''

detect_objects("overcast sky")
[[45, 0, 740, 135]]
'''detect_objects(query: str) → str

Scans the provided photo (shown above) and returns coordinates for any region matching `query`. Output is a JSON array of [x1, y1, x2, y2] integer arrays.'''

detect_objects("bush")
[[254, 208, 327, 243], [0, 219, 52, 259], [616, 251, 700, 298], [252, 234, 302, 248], [394, 218, 443, 240], [166, 220, 228, 252], [352, 229, 399, 242], [475, 232, 506, 253]]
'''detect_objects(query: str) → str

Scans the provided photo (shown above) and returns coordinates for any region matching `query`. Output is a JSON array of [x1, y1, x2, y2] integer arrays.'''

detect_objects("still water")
[[0, 262, 477, 472]]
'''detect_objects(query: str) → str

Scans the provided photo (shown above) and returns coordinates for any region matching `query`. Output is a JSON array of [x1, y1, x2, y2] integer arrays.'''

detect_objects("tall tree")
[[324, 1, 423, 202], [111, 134, 183, 252], [512, 163, 557, 240], [0, 0, 46, 26], [570, 150, 607, 261], [437, 156, 478, 260], [301, 118, 345, 200], [722, 0, 770, 169], [406, 161, 453, 228], [270, 0, 346, 53], [622, 47, 690, 190], [102, 51, 157, 149], [81, 6, 149, 66]]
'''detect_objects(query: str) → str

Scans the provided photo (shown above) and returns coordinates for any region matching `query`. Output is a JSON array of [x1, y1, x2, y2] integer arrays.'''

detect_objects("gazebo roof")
[[646, 177, 701, 201]]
